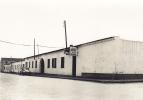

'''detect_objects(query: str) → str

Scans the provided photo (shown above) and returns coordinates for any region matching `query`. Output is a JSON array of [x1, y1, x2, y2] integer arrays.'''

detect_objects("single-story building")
[[2, 36, 143, 79], [0, 58, 23, 72]]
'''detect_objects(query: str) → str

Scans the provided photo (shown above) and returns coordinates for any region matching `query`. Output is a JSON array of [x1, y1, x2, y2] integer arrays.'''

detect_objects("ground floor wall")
[[77, 39, 143, 78], [76, 38, 120, 76], [116, 40, 143, 74], [23, 50, 73, 76], [3, 37, 143, 79]]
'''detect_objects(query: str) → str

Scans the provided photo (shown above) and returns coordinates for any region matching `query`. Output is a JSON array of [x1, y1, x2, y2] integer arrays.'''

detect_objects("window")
[[5, 61, 8, 65], [29, 62, 30, 68], [25, 62, 28, 68], [32, 61, 33, 68], [47, 59, 50, 68], [52, 58, 57, 68], [61, 57, 64, 68], [35, 61, 37, 68]]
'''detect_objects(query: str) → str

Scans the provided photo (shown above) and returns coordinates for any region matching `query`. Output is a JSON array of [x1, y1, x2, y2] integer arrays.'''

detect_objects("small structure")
[[0, 58, 23, 72]]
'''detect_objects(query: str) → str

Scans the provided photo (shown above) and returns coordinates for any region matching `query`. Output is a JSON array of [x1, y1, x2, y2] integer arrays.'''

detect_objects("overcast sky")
[[1, 0, 143, 58]]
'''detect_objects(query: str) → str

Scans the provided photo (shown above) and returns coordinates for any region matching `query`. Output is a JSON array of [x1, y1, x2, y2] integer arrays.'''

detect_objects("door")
[[72, 56, 76, 77], [40, 58, 45, 74]]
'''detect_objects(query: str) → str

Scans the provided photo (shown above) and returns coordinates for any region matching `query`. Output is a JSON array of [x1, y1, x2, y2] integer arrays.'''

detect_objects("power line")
[[0, 40, 31, 46], [0, 39, 63, 48]]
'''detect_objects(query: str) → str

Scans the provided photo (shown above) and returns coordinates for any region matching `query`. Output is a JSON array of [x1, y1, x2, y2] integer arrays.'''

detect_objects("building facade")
[[2, 36, 143, 79], [0, 58, 23, 72]]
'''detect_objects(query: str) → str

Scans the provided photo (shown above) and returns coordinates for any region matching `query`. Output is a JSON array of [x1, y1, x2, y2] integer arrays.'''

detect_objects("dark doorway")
[[40, 58, 45, 74], [72, 56, 76, 77]]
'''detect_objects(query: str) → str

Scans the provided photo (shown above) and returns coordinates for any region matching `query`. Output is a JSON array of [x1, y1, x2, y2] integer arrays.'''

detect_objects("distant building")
[[1, 58, 23, 72], [0, 61, 1, 72]]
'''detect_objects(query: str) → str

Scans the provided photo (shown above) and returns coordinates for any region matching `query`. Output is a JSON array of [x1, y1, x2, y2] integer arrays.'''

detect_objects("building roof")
[[1, 58, 24, 62], [25, 36, 117, 59]]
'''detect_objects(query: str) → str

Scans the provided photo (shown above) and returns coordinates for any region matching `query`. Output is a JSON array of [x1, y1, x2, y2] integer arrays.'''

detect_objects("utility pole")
[[34, 38, 35, 60], [64, 20, 68, 49], [63, 20, 77, 77], [37, 44, 39, 59]]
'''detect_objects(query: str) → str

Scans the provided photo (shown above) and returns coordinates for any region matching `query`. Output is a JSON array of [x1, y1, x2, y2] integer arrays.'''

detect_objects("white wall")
[[24, 58, 39, 73], [117, 40, 143, 74], [77, 37, 143, 76], [76, 37, 120, 76], [41, 51, 72, 75], [3, 65, 11, 72], [24, 50, 73, 75], [6, 36, 143, 76], [12, 61, 24, 73]]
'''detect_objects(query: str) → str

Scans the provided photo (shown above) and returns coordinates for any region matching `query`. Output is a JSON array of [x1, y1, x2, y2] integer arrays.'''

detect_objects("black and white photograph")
[[1, 0, 143, 100]]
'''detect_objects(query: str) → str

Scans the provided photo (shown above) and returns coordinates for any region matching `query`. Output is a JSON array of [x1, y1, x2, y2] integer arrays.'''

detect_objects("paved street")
[[1, 73, 143, 100]]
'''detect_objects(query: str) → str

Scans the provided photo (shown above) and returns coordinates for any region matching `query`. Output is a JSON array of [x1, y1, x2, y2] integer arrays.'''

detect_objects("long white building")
[[2, 36, 143, 79]]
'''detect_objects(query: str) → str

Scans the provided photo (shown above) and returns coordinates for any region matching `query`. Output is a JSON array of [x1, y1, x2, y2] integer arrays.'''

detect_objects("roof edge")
[[25, 36, 119, 59]]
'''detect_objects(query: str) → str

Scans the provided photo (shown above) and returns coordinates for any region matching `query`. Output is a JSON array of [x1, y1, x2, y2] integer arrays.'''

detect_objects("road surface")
[[0, 73, 143, 100]]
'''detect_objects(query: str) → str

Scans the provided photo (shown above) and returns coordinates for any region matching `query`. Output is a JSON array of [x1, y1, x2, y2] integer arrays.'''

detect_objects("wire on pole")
[[0, 39, 63, 48]]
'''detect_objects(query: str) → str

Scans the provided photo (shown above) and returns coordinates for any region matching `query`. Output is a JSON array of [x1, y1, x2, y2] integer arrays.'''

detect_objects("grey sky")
[[1, 0, 143, 58]]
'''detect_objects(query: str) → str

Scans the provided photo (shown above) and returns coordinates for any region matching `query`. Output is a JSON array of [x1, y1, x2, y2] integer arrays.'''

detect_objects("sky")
[[1, 0, 143, 58]]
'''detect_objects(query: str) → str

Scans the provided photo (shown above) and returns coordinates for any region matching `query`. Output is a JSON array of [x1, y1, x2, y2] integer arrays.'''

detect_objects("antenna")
[[64, 20, 68, 48]]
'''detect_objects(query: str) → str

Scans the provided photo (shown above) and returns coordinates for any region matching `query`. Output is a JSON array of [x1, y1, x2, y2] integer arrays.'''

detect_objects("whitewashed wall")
[[24, 58, 39, 73], [24, 50, 73, 75], [76, 37, 120, 76], [41, 50, 72, 75], [116, 40, 143, 74], [12, 61, 24, 73], [3, 65, 11, 72], [5, 36, 143, 76]]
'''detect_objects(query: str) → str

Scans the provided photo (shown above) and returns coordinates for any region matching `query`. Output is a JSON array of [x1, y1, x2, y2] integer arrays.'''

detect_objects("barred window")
[[35, 61, 37, 68], [32, 61, 34, 68], [52, 58, 57, 68], [25, 62, 28, 68], [47, 59, 50, 68], [61, 57, 64, 68], [29, 62, 30, 68]]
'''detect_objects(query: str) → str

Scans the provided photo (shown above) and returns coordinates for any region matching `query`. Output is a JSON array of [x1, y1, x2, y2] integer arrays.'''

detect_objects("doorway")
[[72, 56, 76, 77], [40, 58, 45, 74]]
